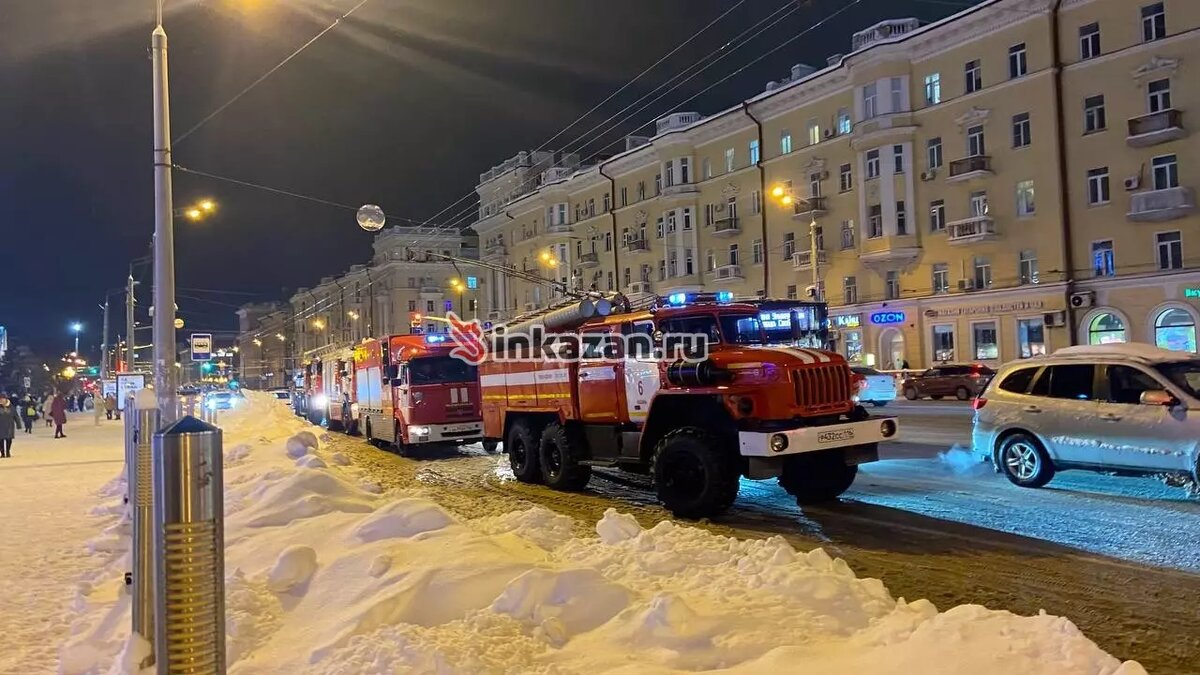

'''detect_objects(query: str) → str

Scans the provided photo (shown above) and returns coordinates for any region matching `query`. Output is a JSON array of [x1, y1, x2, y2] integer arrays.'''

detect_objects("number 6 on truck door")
[[624, 319, 661, 423]]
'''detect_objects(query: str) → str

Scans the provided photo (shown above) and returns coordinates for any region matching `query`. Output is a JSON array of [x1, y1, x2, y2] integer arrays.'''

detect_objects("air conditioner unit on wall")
[[920, 170, 936, 181], [1123, 176, 1141, 191], [824, 129, 834, 138], [1069, 291, 1095, 309], [957, 279, 975, 291], [1043, 311, 1066, 327]]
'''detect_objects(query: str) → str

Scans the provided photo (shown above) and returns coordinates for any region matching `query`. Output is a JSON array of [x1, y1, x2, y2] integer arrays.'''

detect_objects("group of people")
[[0, 389, 120, 459]]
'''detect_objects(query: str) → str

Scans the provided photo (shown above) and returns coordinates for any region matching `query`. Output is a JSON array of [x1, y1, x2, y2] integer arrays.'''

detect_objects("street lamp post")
[[71, 322, 83, 354], [152, 15, 178, 421]]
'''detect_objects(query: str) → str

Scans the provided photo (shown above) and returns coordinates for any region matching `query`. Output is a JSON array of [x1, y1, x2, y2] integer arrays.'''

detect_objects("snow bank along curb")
[[59, 394, 1145, 674]]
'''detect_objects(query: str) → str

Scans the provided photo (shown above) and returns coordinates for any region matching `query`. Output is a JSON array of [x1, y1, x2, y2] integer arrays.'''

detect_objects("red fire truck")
[[480, 292, 898, 518], [355, 334, 486, 453]]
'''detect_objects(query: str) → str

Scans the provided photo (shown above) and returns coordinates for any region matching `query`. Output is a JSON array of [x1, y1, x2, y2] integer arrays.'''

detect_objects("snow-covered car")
[[205, 391, 240, 411], [972, 344, 1200, 488], [268, 388, 291, 404], [851, 366, 896, 407]]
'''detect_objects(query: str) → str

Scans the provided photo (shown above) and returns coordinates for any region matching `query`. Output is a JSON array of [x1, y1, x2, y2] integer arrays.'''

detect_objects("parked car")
[[972, 344, 1200, 488], [268, 388, 291, 404], [205, 390, 240, 410], [901, 364, 994, 401], [851, 366, 896, 407]]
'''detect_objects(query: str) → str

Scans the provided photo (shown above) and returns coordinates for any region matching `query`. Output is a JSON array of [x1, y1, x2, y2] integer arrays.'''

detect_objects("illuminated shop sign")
[[870, 311, 906, 325], [831, 314, 861, 329]]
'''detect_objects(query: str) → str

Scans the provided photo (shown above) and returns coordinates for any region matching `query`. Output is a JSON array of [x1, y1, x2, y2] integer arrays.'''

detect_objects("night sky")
[[0, 0, 965, 359]]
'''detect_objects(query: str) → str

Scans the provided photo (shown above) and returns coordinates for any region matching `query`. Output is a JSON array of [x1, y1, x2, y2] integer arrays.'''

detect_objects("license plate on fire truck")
[[445, 423, 480, 433]]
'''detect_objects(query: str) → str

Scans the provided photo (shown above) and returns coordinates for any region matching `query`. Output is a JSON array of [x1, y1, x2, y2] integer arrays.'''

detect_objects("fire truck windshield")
[[407, 356, 478, 385], [660, 313, 765, 347]]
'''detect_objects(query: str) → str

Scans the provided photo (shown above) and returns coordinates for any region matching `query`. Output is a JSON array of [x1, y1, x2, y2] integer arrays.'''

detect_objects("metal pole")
[[132, 394, 160, 668], [101, 299, 111, 380], [152, 22, 178, 421], [153, 416, 226, 674], [127, 274, 137, 372], [810, 217, 820, 296]]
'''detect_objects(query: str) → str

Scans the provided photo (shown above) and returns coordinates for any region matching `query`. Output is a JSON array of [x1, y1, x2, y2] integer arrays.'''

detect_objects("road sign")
[[116, 372, 146, 411], [190, 333, 213, 361], [466, 276, 478, 290]]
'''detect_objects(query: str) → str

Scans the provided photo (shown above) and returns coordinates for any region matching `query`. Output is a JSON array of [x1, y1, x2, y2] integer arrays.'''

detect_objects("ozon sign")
[[870, 311, 906, 325]]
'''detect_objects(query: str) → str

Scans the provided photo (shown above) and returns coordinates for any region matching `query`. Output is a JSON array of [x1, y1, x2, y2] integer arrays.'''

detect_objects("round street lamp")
[[357, 204, 386, 232]]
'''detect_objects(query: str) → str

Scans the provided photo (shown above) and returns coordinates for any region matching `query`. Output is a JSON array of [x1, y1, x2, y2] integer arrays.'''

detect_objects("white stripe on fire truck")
[[450, 387, 459, 404]]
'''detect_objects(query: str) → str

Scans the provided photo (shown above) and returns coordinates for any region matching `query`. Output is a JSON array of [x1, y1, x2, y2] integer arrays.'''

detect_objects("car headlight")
[[409, 425, 430, 436]]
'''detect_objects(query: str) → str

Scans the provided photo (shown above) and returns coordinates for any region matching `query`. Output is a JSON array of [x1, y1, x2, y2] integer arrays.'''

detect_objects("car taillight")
[[972, 397, 987, 410]]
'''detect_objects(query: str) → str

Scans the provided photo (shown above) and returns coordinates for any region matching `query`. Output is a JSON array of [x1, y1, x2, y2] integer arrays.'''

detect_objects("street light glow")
[[771, 185, 786, 199], [185, 208, 203, 220], [253, 338, 263, 347], [199, 199, 215, 212], [71, 322, 83, 333], [276, 333, 286, 341], [781, 195, 794, 206], [312, 319, 325, 329]]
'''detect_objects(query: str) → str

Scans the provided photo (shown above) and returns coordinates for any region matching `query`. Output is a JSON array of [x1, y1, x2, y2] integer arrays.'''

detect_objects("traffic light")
[[201, 362, 214, 373]]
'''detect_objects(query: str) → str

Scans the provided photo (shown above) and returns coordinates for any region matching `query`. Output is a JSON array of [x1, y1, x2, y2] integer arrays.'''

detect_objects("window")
[[964, 59, 982, 93], [890, 77, 903, 112], [751, 190, 762, 215], [1008, 43, 1027, 79], [623, 267, 631, 288], [749, 140, 760, 165], [668, 251, 677, 277], [606, 271, 614, 291], [864, 82, 878, 118], [1088, 313, 1126, 344], [1017, 318, 1046, 358], [728, 244, 739, 266], [654, 174, 662, 195], [637, 181, 646, 201], [587, 198, 596, 216], [1154, 308, 1197, 352], [839, 164, 853, 192], [967, 125, 985, 157], [408, 300, 417, 311], [655, 217, 664, 239], [603, 193, 611, 212], [1106, 365, 1164, 405], [999, 367, 1038, 393], [704, 203, 715, 227], [1142, 3, 1166, 42], [893, 144, 905, 174], [924, 73, 941, 105], [724, 147, 735, 173], [868, 205, 883, 238], [620, 187, 628, 206], [604, 231, 613, 251], [973, 321, 999, 360], [885, 271, 901, 300], [930, 200, 946, 231], [933, 325, 955, 362], [1152, 154, 1179, 190], [969, 191, 989, 217], [866, 149, 880, 178], [1157, 231, 1182, 270], [896, 201, 907, 235], [685, 248, 694, 275], [682, 208, 693, 230], [843, 276, 858, 304], [1084, 95, 1106, 133], [807, 119, 820, 146], [932, 263, 949, 294], [752, 238, 763, 264], [1033, 364, 1095, 400], [1087, 167, 1110, 205], [840, 220, 855, 249], [426, 300, 435, 313], [973, 256, 992, 289], [702, 158, 712, 180], [1012, 112, 1031, 148], [783, 232, 795, 259], [1079, 22, 1100, 60], [1016, 180, 1036, 216], [787, 285, 798, 300], [1092, 240, 1115, 277], [727, 195, 738, 219], [1019, 249, 1039, 285], [706, 250, 714, 272], [1147, 78, 1172, 113], [658, 260, 666, 281], [836, 108, 852, 135], [780, 130, 792, 155], [809, 173, 822, 198], [927, 137, 942, 169], [680, 158, 690, 183]]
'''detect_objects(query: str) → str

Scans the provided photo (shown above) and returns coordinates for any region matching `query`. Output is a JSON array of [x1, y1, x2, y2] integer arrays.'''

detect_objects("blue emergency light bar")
[[425, 334, 448, 344], [662, 291, 735, 307]]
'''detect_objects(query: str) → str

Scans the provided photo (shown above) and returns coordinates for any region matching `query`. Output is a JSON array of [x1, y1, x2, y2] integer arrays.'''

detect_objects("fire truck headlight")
[[735, 396, 754, 416], [409, 426, 430, 436], [880, 420, 897, 438], [769, 434, 788, 453], [311, 394, 327, 408]]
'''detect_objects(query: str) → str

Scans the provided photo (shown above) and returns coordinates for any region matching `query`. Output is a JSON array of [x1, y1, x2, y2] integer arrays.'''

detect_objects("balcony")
[[626, 281, 653, 295], [946, 155, 993, 183], [712, 264, 744, 281], [578, 252, 600, 268], [946, 215, 998, 244], [1127, 186, 1196, 222], [484, 242, 506, 256], [711, 216, 741, 237], [791, 196, 827, 220], [546, 222, 572, 235], [791, 250, 827, 270], [624, 238, 650, 254], [661, 182, 700, 198], [1127, 109, 1186, 147], [859, 237, 921, 270], [850, 112, 917, 149]]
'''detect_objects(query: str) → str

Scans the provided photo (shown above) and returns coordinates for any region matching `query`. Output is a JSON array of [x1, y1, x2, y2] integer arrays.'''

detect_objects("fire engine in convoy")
[[479, 292, 899, 518], [354, 334, 487, 453]]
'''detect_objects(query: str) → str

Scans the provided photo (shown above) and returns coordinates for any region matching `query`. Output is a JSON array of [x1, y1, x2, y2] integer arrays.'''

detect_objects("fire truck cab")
[[481, 293, 899, 518], [355, 334, 485, 453], [322, 352, 358, 434]]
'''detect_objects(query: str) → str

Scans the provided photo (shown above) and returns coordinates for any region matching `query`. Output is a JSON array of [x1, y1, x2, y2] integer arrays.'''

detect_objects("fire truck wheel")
[[481, 440, 500, 453], [652, 427, 740, 519], [539, 423, 592, 491], [506, 420, 543, 484], [778, 450, 860, 505]]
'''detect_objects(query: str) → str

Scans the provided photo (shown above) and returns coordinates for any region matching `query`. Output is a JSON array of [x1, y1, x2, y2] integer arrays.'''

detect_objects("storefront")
[[829, 313, 864, 364], [1076, 271, 1200, 354], [912, 285, 1069, 368]]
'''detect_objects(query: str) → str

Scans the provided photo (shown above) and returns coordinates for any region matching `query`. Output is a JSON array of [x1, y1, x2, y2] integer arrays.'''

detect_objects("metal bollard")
[[132, 395, 160, 662], [123, 394, 137, 506], [153, 416, 226, 674]]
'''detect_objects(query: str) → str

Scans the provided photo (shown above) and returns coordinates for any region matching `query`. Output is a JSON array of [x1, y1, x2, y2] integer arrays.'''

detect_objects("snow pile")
[[56, 393, 1144, 675]]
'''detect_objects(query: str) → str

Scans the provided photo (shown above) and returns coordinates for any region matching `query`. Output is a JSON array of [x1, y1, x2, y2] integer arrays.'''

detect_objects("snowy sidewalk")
[[0, 412, 126, 675]]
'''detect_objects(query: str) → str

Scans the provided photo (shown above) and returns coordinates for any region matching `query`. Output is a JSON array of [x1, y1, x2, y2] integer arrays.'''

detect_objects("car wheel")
[[998, 433, 1055, 488], [903, 387, 918, 401], [955, 386, 971, 401]]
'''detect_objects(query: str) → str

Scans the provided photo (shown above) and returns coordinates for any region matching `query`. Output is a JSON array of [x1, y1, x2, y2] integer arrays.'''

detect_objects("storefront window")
[[1017, 318, 1046, 358], [973, 321, 998, 360], [1088, 313, 1127, 345], [1154, 308, 1197, 353], [933, 325, 955, 362], [844, 329, 863, 362]]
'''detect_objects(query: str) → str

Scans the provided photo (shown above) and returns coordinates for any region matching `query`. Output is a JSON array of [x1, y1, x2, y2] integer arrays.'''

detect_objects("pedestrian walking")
[[50, 393, 67, 439], [92, 392, 104, 426], [104, 393, 117, 420], [19, 394, 37, 434], [41, 393, 53, 427], [0, 396, 19, 458]]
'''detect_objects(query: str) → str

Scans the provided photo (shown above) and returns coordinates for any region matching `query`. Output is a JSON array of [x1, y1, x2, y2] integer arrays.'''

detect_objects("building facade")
[[471, 0, 1199, 369]]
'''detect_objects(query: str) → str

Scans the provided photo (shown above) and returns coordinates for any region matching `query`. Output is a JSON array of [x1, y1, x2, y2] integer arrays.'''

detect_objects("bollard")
[[131, 392, 160, 663], [123, 394, 137, 506], [153, 416, 226, 674]]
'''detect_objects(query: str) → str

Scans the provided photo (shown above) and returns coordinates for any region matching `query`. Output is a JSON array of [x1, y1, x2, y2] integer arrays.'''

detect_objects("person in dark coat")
[[0, 396, 19, 457], [19, 394, 37, 434], [50, 393, 68, 439]]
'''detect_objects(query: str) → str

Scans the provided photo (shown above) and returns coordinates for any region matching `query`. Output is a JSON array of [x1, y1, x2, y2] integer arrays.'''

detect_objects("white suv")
[[972, 344, 1200, 488]]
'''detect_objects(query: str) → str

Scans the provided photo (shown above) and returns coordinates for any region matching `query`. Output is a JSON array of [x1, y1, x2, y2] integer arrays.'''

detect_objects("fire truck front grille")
[[792, 364, 852, 412]]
